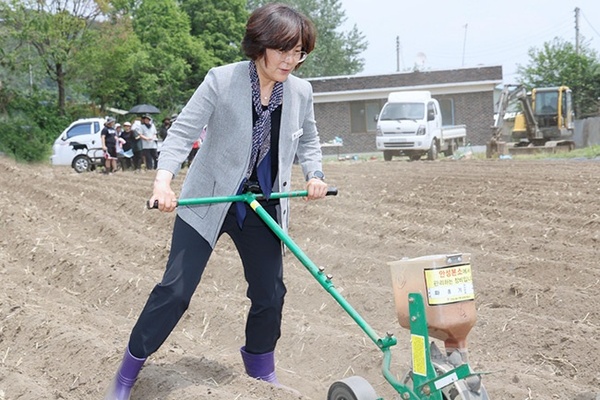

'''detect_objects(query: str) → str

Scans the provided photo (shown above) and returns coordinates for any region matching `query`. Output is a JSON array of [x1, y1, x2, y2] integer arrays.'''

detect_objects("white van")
[[50, 117, 106, 172]]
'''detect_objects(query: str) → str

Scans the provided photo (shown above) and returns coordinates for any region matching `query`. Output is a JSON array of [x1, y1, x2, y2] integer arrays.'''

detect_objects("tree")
[[0, 0, 108, 115], [180, 0, 248, 67], [127, 0, 216, 112], [71, 15, 142, 112], [247, 0, 367, 78], [517, 38, 600, 118]]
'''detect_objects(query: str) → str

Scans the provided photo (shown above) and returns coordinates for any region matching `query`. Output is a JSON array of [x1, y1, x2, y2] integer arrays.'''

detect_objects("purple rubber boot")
[[240, 347, 300, 395], [240, 346, 279, 383], [104, 347, 146, 400]]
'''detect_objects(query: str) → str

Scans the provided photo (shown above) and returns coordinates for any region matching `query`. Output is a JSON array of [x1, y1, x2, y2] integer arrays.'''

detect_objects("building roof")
[[308, 66, 503, 103]]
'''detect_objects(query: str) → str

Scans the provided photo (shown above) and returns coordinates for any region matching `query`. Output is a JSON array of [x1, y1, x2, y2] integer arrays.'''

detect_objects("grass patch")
[[510, 145, 600, 160], [322, 145, 600, 163]]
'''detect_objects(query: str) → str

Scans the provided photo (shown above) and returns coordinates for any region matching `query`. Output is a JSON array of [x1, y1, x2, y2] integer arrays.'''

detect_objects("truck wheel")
[[409, 154, 421, 161], [445, 140, 457, 157], [72, 155, 92, 173], [427, 141, 438, 160], [383, 151, 393, 161]]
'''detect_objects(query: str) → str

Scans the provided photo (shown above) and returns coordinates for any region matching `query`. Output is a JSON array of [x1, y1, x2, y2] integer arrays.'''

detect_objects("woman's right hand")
[[150, 169, 177, 212]]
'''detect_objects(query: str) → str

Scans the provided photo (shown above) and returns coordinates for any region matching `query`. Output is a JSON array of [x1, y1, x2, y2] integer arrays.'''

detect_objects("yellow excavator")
[[487, 84, 575, 157]]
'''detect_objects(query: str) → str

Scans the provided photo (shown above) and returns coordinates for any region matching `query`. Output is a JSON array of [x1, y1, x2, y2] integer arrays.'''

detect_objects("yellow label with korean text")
[[424, 264, 474, 305]]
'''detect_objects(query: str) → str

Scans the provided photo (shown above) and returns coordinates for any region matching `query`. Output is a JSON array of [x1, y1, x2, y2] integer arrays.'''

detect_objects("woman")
[[138, 114, 158, 170], [118, 122, 136, 170], [100, 117, 118, 174], [104, 3, 327, 399], [129, 118, 144, 171]]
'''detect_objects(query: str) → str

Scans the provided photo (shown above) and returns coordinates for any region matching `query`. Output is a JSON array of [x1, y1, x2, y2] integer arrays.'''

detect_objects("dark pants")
[[143, 148, 158, 170], [120, 156, 133, 171], [187, 147, 199, 166], [128, 202, 285, 358], [132, 150, 143, 170]]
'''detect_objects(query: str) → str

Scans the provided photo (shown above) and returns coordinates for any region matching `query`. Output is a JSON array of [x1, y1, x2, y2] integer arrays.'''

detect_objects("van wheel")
[[427, 141, 438, 160], [383, 151, 393, 161], [72, 155, 91, 173]]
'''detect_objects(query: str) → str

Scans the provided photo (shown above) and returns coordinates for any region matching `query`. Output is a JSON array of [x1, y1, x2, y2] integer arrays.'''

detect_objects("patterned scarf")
[[246, 60, 283, 179]]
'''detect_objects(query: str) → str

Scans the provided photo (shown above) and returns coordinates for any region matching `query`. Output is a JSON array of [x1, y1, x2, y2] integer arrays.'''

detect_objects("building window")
[[350, 102, 366, 133], [350, 100, 384, 133], [438, 98, 455, 125]]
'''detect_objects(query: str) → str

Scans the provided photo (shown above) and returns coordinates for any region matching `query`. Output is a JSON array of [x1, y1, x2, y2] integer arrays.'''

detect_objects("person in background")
[[130, 118, 144, 171], [100, 117, 119, 174], [186, 125, 206, 167], [119, 122, 136, 171], [104, 3, 327, 399], [158, 116, 171, 140], [138, 114, 158, 170]]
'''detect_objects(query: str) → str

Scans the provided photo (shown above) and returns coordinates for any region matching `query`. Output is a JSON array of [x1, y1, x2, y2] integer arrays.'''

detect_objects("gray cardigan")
[[157, 61, 323, 247]]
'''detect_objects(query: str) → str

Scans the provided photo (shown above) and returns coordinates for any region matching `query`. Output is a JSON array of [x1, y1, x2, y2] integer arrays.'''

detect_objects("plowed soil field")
[[1, 155, 599, 399]]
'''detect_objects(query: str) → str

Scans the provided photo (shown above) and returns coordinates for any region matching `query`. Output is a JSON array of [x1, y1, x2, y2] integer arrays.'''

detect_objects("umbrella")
[[128, 104, 160, 114]]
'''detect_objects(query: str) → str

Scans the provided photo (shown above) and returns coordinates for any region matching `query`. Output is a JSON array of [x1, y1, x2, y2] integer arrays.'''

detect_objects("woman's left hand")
[[150, 170, 177, 212], [306, 178, 328, 200]]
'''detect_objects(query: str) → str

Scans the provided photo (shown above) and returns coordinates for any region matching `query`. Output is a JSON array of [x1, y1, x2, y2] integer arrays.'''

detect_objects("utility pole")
[[574, 7, 580, 54], [396, 36, 400, 72], [462, 24, 468, 67]]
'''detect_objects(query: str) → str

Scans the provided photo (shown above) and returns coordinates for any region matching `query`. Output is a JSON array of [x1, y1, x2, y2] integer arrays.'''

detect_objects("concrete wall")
[[574, 117, 600, 148], [436, 91, 494, 146], [314, 102, 376, 156]]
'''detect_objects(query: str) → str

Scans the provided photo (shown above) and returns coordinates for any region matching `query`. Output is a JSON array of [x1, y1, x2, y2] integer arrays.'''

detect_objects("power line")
[[580, 9, 600, 40], [424, 18, 573, 61]]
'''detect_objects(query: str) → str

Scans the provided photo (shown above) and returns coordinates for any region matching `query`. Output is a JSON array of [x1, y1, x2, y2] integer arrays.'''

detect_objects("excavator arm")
[[491, 84, 541, 141]]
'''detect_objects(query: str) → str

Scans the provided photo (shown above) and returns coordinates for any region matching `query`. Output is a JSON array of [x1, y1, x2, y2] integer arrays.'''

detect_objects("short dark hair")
[[242, 3, 316, 70]]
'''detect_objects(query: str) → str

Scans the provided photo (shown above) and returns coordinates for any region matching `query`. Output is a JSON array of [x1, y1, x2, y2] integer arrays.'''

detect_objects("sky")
[[340, 0, 600, 84]]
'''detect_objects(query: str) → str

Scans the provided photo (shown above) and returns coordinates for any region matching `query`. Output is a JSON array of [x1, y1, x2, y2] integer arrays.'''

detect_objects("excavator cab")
[[531, 86, 574, 140]]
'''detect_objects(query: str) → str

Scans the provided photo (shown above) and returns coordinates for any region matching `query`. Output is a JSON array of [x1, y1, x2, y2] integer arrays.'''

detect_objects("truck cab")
[[376, 91, 465, 161]]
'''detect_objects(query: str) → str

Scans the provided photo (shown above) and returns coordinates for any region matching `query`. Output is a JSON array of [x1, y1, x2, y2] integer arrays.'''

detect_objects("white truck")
[[376, 91, 466, 161]]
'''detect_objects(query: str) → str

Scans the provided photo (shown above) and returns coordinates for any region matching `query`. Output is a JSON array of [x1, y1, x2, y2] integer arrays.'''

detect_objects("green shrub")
[[0, 89, 71, 163], [0, 115, 55, 162]]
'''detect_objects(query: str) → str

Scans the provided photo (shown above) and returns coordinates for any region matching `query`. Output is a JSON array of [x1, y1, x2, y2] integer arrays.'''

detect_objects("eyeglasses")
[[274, 49, 308, 63]]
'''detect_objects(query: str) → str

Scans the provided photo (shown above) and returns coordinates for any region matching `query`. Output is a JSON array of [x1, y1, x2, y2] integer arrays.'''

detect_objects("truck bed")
[[441, 125, 467, 140]]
